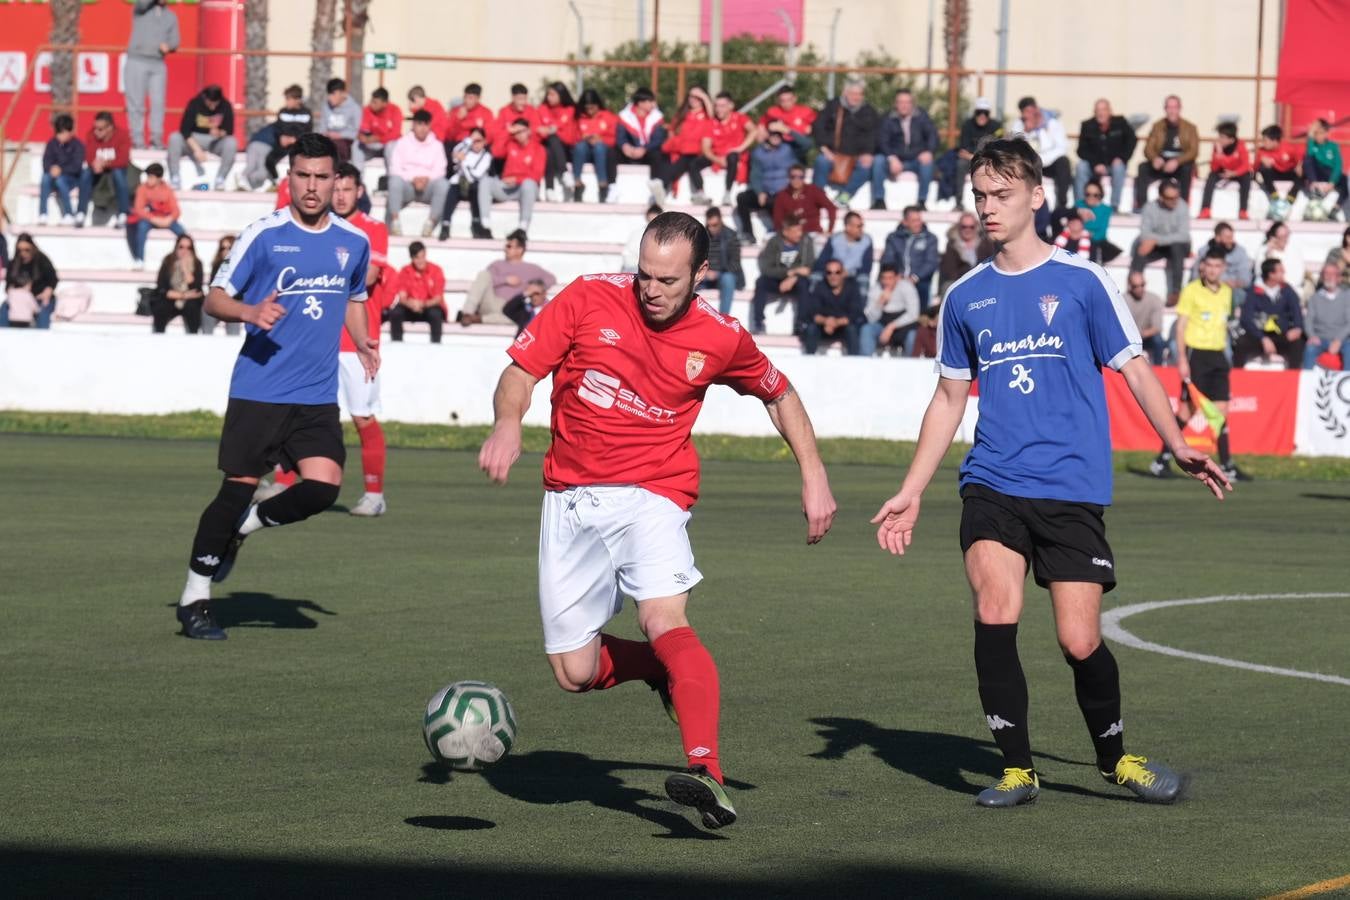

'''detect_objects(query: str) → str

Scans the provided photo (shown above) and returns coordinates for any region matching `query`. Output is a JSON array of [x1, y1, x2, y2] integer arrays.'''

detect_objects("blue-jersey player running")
[[175, 133, 375, 640], [871, 138, 1231, 807]]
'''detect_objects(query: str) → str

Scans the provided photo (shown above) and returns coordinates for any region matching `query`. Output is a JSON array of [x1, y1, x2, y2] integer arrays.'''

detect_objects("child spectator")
[[151, 233, 205, 334], [1304, 118, 1348, 219], [1074, 181, 1120, 263], [168, 85, 235, 190], [536, 82, 578, 202], [319, 77, 362, 162], [38, 114, 87, 227], [572, 89, 619, 203], [80, 112, 131, 227], [1054, 212, 1093, 258], [1199, 122, 1253, 220], [1255, 124, 1305, 212], [654, 87, 715, 206], [126, 162, 186, 270], [1, 233, 58, 329], [354, 87, 403, 168]]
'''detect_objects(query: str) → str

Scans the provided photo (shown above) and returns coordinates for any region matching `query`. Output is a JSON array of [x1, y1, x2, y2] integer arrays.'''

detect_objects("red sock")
[[650, 626, 722, 783], [273, 465, 297, 488], [357, 419, 386, 493], [587, 633, 666, 690]]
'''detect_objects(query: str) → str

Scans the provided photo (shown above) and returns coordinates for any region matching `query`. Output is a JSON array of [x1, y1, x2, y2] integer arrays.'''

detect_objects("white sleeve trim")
[[936, 362, 974, 380], [1106, 345, 1143, 371]]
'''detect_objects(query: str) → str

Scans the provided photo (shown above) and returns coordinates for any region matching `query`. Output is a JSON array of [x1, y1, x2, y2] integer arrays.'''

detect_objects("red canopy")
[[1275, 0, 1350, 116]]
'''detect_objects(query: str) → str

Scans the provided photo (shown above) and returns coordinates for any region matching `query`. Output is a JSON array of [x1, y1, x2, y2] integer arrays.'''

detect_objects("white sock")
[[238, 503, 264, 536], [364, 492, 384, 503], [180, 571, 212, 606]]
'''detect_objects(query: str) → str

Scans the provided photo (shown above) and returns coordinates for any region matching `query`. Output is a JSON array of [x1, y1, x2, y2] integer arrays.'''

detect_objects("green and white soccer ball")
[[1303, 195, 1332, 222], [423, 680, 518, 771], [1268, 196, 1292, 222]]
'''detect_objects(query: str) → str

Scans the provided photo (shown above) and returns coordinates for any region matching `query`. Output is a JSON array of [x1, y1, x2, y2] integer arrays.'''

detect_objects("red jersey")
[[536, 103, 578, 144], [395, 260, 447, 311], [576, 109, 619, 147], [663, 109, 713, 156], [1255, 140, 1303, 174], [761, 103, 817, 138], [1210, 139, 1251, 177], [502, 139, 546, 183], [359, 103, 403, 144], [493, 103, 540, 155], [448, 102, 496, 144], [340, 210, 393, 351], [275, 176, 290, 210], [416, 98, 451, 142], [506, 274, 788, 509], [710, 110, 752, 158]]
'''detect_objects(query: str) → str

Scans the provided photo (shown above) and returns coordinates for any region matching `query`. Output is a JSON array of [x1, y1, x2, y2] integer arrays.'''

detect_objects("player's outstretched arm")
[[479, 363, 540, 485], [1119, 355, 1231, 499], [203, 287, 285, 329], [765, 383, 836, 544], [344, 298, 380, 381], [871, 376, 971, 556]]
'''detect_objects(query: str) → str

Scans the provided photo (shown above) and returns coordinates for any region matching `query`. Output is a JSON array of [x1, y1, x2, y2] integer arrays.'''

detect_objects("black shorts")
[[217, 398, 345, 477], [1186, 348, 1230, 402], [959, 483, 1117, 592]]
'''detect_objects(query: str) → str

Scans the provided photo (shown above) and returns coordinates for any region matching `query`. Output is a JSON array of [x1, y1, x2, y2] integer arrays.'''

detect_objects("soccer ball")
[[1303, 195, 1331, 222], [422, 680, 518, 771], [1268, 196, 1292, 223]]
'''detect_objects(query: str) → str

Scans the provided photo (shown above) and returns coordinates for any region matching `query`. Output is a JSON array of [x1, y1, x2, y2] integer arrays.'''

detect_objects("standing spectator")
[[125, 0, 180, 149], [1075, 98, 1136, 211], [407, 85, 450, 142], [1304, 118, 1348, 220], [654, 88, 715, 206], [1134, 95, 1199, 212], [0, 234, 58, 329], [750, 214, 816, 334], [735, 129, 795, 243], [1234, 259, 1304, 369], [572, 89, 619, 203], [772, 163, 837, 235], [810, 78, 879, 204], [168, 85, 236, 191], [1192, 222, 1253, 308], [240, 85, 313, 190], [447, 83, 496, 145], [955, 98, 1003, 210], [37, 114, 86, 227], [815, 210, 875, 289], [704, 91, 755, 206], [759, 85, 816, 162], [536, 82, 578, 202], [437, 126, 493, 241], [616, 87, 668, 201], [1254, 124, 1305, 213], [880, 205, 940, 310], [861, 264, 921, 355], [1199, 122, 1253, 220], [201, 234, 240, 336], [700, 207, 744, 316], [80, 112, 131, 227], [353, 87, 402, 169], [1123, 272, 1166, 364], [1304, 262, 1350, 369], [802, 261, 863, 355], [458, 230, 557, 325], [386, 109, 450, 238], [1075, 182, 1121, 263], [871, 88, 938, 211], [478, 118, 544, 239], [151, 233, 205, 334], [622, 204, 664, 273], [938, 212, 995, 297], [389, 241, 447, 343], [493, 83, 540, 157], [1130, 178, 1191, 303], [319, 78, 362, 162], [1009, 96, 1071, 211], [1053, 212, 1092, 258], [126, 162, 185, 270]]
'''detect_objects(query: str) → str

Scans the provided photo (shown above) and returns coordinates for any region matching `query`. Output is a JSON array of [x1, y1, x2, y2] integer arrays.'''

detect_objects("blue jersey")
[[937, 247, 1141, 505], [211, 208, 370, 405]]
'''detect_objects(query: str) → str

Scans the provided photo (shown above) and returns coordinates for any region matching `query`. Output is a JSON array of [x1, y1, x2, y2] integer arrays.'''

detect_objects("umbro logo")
[[1098, 720, 1124, 738], [986, 715, 1017, 731], [673, 572, 690, 584], [688, 746, 711, 758], [599, 328, 621, 345], [195, 554, 221, 567]]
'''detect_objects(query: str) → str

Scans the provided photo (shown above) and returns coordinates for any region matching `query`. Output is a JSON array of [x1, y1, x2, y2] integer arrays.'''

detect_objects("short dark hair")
[[52, 113, 74, 133], [879, 263, 899, 276], [202, 85, 223, 103], [1262, 124, 1283, 141], [1214, 222, 1234, 236], [288, 132, 340, 165], [468, 126, 486, 139], [1063, 210, 1081, 223], [412, 109, 433, 125], [1315, 117, 1331, 130], [781, 213, 806, 230], [1204, 247, 1228, 263], [284, 83, 304, 100], [631, 87, 655, 104], [371, 87, 389, 101], [506, 229, 528, 248], [844, 210, 863, 224], [409, 241, 427, 257], [788, 163, 806, 174], [335, 161, 361, 183], [716, 91, 734, 103], [902, 204, 923, 218], [408, 85, 427, 100], [895, 88, 913, 99], [326, 78, 346, 95], [510, 83, 528, 96], [645, 203, 664, 218], [94, 111, 114, 125], [643, 211, 710, 276], [969, 137, 1042, 189], [464, 82, 482, 96], [776, 85, 796, 96], [511, 117, 530, 130], [145, 162, 165, 177], [1216, 122, 1238, 139], [1266, 221, 1287, 242], [1017, 96, 1037, 111], [705, 206, 722, 221], [1260, 257, 1283, 280], [1158, 177, 1181, 195]]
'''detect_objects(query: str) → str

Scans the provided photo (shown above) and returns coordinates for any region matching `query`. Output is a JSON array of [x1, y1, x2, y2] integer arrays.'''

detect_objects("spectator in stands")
[[1122, 272, 1166, 364], [616, 87, 667, 201], [773, 163, 836, 235], [125, 0, 180, 150], [536, 82, 578, 202], [751, 214, 816, 334], [1304, 261, 1350, 368], [872, 88, 938, 211], [478, 117, 544, 239], [80, 112, 131, 228], [651, 88, 714, 206], [408, 85, 450, 142], [448, 83, 496, 145], [760, 85, 816, 163], [1075, 181, 1120, 264], [1261, 221, 1303, 295], [1255, 124, 1304, 212], [493, 83, 540, 156], [1199, 122, 1253, 220], [1075, 98, 1136, 211], [167, 85, 235, 191], [437, 126, 492, 241], [704, 91, 755, 206], [503, 277, 550, 336], [1009, 96, 1071, 211], [861, 263, 921, 356], [954, 98, 1002, 210], [815, 211, 874, 289], [1325, 227, 1350, 288], [573, 89, 619, 203], [736, 129, 795, 243], [353, 87, 402, 169], [622, 204, 663, 273], [802, 260, 863, 355], [1054, 212, 1092, 258], [1304, 118, 1348, 220], [126, 162, 185, 271], [911, 296, 941, 358], [1235, 258, 1304, 368], [151, 233, 205, 334], [37, 114, 87, 227], [389, 241, 447, 343], [386, 109, 450, 238], [201, 234, 240, 336], [938, 212, 994, 297], [240, 85, 313, 190], [811, 78, 879, 204], [1134, 94, 1198, 212], [1130, 178, 1190, 303], [458, 230, 556, 326], [1192, 222, 1253, 308], [0, 233, 57, 329], [319, 78, 361, 163], [880, 205, 940, 310], [700, 207, 744, 315]]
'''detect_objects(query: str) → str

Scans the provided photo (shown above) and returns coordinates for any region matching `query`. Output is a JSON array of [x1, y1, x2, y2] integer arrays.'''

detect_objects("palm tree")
[[244, 0, 270, 139], [942, 0, 969, 143], [347, 0, 373, 104], [48, 0, 82, 115], [308, 0, 338, 109]]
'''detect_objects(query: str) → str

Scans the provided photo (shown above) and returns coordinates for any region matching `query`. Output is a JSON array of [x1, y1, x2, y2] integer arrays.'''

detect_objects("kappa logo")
[[986, 715, 1017, 731], [271, 244, 301, 253], [685, 351, 707, 381], [1092, 557, 1114, 569], [1098, 720, 1124, 738], [335, 246, 350, 270], [195, 554, 221, 567], [1039, 293, 1060, 326], [302, 296, 324, 320], [968, 297, 998, 312], [1008, 363, 1035, 394], [599, 328, 621, 346]]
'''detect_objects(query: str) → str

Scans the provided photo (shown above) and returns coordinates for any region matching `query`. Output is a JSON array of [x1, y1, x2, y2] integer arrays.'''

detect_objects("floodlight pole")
[[995, 0, 1010, 117], [826, 8, 842, 99], [568, 1, 585, 95], [709, 0, 723, 96]]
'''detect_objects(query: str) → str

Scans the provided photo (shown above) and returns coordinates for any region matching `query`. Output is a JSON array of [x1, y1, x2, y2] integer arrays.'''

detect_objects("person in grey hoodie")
[[125, 0, 181, 149], [1130, 177, 1191, 302], [319, 78, 363, 162], [1303, 261, 1350, 369]]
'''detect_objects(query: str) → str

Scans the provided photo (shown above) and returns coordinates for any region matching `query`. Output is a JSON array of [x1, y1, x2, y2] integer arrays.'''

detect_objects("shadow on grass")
[[1300, 492, 1350, 502], [210, 593, 337, 630], [404, 815, 495, 831]]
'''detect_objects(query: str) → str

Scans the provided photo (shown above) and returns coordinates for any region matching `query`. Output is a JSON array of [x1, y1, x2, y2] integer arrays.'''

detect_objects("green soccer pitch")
[[2, 434, 1347, 898]]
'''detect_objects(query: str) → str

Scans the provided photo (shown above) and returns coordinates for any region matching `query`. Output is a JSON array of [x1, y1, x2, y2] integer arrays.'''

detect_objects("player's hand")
[[245, 293, 286, 330], [1172, 445, 1232, 499], [871, 491, 921, 556], [802, 473, 837, 544], [1177, 359, 1190, 382], [479, 423, 522, 485], [357, 337, 380, 381]]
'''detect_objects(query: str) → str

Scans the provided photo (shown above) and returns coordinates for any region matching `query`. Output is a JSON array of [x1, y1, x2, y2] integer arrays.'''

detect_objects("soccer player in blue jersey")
[[175, 133, 376, 640], [871, 138, 1230, 807]]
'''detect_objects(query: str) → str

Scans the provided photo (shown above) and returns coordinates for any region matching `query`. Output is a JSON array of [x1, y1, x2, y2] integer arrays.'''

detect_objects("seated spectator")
[[704, 91, 754, 206], [151, 233, 205, 334], [447, 83, 496, 145], [1009, 96, 1071, 211], [389, 241, 447, 342], [871, 88, 938, 211], [1, 233, 58, 329], [880, 205, 939, 310], [1255, 124, 1305, 212], [79, 111, 130, 227], [1075, 98, 1136, 211], [493, 83, 540, 156], [407, 85, 450, 142], [37, 114, 87, 226], [1262, 221, 1302, 294], [1199, 122, 1252, 220], [938, 212, 995, 297], [437, 126, 493, 241], [773, 163, 836, 235], [954, 98, 1002, 210], [167, 85, 236, 190], [386, 109, 450, 238], [759, 85, 816, 163], [1235, 258, 1304, 368], [652, 87, 714, 206], [815, 211, 874, 289], [459, 230, 557, 325], [503, 277, 550, 336], [241, 84, 313, 190], [735, 129, 795, 243], [572, 89, 619, 202], [1074, 181, 1120, 263], [202, 234, 240, 336], [622, 204, 663, 273], [353, 87, 402, 168], [802, 261, 863, 354], [911, 296, 942, 358], [126, 162, 185, 270], [1325, 226, 1350, 288], [1119, 272, 1167, 364], [698, 207, 745, 316], [317, 77, 360, 162], [1130, 178, 1190, 303], [477, 118, 544, 239], [1054, 212, 1092, 258], [1134, 94, 1198, 212], [536, 82, 578, 202], [1304, 118, 1348, 220], [616, 87, 668, 202], [1304, 261, 1350, 369], [750, 214, 816, 334], [861, 264, 921, 356], [1192, 222, 1253, 307], [810, 78, 879, 204]]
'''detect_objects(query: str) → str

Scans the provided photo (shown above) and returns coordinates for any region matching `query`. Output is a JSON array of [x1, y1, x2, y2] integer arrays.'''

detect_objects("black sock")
[[974, 622, 1034, 770], [1217, 425, 1231, 467], [188, 479, 256, 576], [256, 479, 341, 527], [1066, 642, 1125, 772]]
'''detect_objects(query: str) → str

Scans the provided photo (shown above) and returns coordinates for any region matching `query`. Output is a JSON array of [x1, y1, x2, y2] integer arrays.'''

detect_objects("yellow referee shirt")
[[1175, 280, 1232, 351]]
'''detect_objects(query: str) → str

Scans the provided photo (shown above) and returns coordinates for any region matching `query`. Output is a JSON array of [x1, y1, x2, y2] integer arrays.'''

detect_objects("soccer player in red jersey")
[[479, 212, 837, 830]]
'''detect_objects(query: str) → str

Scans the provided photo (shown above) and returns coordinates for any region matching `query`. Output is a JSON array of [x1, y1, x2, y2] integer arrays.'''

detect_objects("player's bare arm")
[[1173, 316, 1191, 381], [872, 376, 972, 556], [343, 297, 380, 381], [764, 383, 837, 544], [1119, 355, 1231, 499], [204, 286, 285, 330], [479, 362, 539, 484]]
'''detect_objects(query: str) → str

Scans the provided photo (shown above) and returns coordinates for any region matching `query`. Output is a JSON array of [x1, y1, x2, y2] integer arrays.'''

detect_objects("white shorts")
[[538, 485, 703, 655], [337, 352, 381, 417]]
